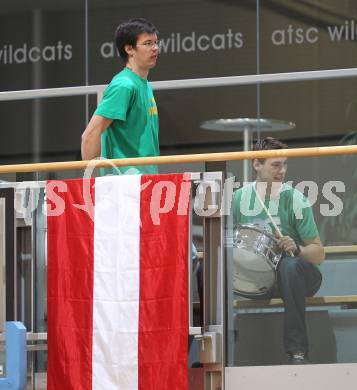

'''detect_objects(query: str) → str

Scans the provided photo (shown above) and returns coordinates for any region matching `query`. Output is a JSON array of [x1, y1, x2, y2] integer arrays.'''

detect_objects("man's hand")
[[277, 235, 299, 255], [277, 235, 325, 264]]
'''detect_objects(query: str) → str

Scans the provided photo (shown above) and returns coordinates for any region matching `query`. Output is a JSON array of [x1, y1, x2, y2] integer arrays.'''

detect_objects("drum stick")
[[255, 190, 295, 256]]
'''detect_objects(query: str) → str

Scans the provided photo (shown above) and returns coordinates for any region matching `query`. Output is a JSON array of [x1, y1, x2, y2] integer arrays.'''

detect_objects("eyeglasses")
[[136, 40, 161, 49]]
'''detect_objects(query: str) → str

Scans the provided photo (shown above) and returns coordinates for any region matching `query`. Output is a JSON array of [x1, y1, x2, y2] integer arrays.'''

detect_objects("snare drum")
[[232, 224, 282, 297]]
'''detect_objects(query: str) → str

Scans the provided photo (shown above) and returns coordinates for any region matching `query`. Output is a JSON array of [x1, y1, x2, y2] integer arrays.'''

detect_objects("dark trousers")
[[196, 256, 322, 354], [267, 256, 322, 354]]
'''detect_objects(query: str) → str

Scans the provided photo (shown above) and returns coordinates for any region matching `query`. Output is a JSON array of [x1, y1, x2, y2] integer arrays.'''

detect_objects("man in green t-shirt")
[[232, 137, 325, 364], [81, 18, 160, 174]]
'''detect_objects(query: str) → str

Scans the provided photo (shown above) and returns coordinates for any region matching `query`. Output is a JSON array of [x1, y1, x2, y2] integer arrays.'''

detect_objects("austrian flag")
[[46, 174, 190, 390]]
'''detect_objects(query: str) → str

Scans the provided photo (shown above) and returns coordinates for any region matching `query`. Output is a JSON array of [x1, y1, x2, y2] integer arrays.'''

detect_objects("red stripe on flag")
[[47, 178, 95, 390], [139, 174, 189, 390]]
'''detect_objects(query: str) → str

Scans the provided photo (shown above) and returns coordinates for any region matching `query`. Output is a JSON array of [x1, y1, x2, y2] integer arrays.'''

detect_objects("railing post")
[[97, 90, 103, 105], [0, 322, 27, 390]]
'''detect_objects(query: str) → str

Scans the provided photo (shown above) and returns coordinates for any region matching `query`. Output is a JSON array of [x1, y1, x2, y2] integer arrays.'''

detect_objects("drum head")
[[232, 247, 275, 297]]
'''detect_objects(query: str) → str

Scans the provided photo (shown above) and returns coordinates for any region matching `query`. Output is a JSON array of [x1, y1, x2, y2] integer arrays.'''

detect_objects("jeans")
[[267, 256, 322, 354], [196, 255, 322, 354]]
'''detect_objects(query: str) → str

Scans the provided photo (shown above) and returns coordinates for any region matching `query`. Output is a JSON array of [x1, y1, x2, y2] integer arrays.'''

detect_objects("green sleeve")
[[293, 195, 319, 240], [95, 81, 133, 121]]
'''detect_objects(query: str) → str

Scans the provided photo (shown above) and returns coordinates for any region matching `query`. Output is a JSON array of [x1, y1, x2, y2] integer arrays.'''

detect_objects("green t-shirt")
[[232, 182, 319, 245], [95, 67, 159, 175]]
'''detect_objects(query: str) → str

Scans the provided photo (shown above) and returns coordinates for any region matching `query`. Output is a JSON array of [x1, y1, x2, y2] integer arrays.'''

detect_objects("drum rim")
[[235, 223, 279, 243], [232, 265, 277, 298]]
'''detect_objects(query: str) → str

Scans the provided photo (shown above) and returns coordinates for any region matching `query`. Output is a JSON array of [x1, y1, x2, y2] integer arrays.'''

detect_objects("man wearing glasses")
[[81, 18, 160, 174]]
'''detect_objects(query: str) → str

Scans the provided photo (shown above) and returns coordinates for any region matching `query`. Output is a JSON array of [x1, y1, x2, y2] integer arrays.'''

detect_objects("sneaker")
[[287, 351, 309, 365]]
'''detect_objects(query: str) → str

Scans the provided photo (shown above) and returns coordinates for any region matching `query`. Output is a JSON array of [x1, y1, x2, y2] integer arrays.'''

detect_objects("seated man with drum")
[[232, 137, 325, 364]]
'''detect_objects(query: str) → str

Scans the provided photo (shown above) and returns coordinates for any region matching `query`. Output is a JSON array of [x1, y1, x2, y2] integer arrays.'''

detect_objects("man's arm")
[[278, 235, 325, 265], [81, 115, 113, 160], [299, 236, 325, 264]]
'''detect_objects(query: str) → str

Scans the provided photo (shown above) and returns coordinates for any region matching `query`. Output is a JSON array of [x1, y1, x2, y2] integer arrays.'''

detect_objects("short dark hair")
[[253, 137, 288, 163], [115, 18, 158, 62]]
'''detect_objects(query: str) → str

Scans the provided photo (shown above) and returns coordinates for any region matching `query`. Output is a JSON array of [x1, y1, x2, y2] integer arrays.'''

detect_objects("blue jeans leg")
[[276, 256, 322, 354]]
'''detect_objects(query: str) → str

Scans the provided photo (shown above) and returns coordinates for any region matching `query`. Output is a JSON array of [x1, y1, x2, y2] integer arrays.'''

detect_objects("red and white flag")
[[46, 174, 190, 390]]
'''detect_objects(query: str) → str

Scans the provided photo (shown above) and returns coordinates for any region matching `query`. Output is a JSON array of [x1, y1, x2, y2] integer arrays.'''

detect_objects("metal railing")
[[0, 144, 357, 173], [1, 67, 357, 102]]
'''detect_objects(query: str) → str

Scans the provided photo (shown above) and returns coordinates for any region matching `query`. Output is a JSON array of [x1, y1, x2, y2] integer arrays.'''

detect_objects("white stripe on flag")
[[93, 175, 141, 390]]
